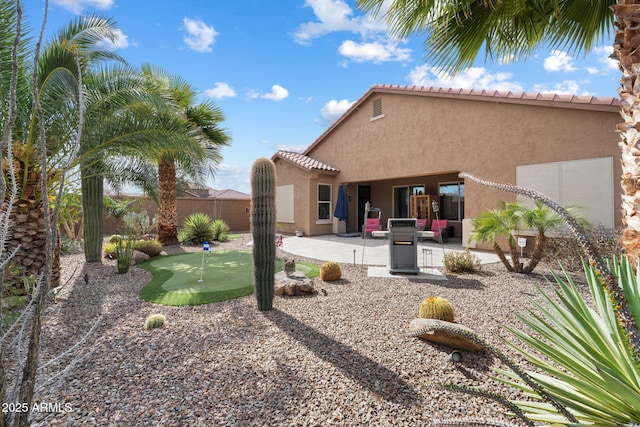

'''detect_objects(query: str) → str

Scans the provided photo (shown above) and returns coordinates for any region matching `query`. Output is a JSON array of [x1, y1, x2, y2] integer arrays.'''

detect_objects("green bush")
[[178, 212, 215, 245], [116, 234, 136, 274], [108, 234, 123, 244], [212, 219, 230, 242], [135, 239, 163, 257], [443, 249, 481, 273]]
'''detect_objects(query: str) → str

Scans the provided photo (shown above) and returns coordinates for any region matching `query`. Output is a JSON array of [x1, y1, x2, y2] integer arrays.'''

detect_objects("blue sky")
[[25, 0, 620, 194]]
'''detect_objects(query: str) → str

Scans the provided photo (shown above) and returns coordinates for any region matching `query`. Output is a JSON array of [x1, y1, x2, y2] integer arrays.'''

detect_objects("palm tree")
[[141, 65, 231, 245], [0, 10, 124, 283], [469, 201, 522, 272], [75, 64, 210, 261], [521, 201, 567, 273], [357, 0, 639, 263]]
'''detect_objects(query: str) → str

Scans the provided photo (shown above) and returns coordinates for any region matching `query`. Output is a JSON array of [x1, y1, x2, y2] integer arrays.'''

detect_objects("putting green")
[[138, 250, 318, 306]]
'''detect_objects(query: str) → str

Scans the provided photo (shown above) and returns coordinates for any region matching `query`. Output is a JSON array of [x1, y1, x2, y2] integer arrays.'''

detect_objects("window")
[[318, 184, 332, 221], [439, 182, 464, 221], [393, 185, 425, 217]]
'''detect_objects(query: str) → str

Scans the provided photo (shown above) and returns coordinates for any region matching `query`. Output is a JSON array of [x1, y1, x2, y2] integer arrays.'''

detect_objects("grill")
[[388, 218, 419, 274]]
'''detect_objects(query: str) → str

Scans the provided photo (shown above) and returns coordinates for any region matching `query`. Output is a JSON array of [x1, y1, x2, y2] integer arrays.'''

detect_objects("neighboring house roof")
[[185, 183, 250, 199], [272, 150, 340, 175], [302, 84, 620, 156], [209, 188, 251, 199]]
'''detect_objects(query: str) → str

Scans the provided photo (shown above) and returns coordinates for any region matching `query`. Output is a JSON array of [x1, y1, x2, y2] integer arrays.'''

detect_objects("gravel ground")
[[25, 234, 588, 426]]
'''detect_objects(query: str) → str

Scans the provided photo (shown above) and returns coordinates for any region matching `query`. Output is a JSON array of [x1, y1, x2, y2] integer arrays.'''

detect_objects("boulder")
[[275, 271, 315, 296], [409, 318, 483, 352], [132, 250, 150, 265]]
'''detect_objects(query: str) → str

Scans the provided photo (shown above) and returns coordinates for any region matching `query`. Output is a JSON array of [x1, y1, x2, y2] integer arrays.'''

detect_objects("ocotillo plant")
[[251, 158, 277, 311]]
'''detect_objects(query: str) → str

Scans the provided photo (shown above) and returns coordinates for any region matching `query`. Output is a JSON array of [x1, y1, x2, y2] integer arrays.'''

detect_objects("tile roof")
[[370, 84, 620, 109], [300, 84, 620, 156], [273, 150, 340, 174]]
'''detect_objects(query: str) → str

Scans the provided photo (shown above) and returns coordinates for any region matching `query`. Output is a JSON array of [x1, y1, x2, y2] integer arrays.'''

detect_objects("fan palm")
[[74, 63, 211, 261], [469, 201, 522, 272], [141, 64, 231, 245], [357, 0, 639, 264]]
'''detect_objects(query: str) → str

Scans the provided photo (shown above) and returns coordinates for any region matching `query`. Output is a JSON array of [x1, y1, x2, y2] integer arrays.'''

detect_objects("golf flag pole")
[[198, 241, 210, 282]]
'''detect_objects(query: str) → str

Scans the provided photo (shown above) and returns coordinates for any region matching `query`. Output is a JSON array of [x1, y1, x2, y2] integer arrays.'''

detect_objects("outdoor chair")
[[431, 219, 449, 243], [362, 217, 382, 237], [416, 219, 428, 241]]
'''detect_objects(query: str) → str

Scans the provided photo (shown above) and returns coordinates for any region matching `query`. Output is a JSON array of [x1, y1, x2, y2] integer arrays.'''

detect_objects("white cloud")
[[293, 0, 384, 44], [183, 18, 218, 53], [99, 28, 129, 50], [51, 0, 113, 14], [209, 163, 251, 194], [544, 50, 577, 72], [205, 82, 236, 99], [587, 67, 599, 75], [338, 39, 411, 63], [594, 46, 619, 71], [532, 80, 586, 95], [407, 65, 524, 92], [321, 99, 354, 124], [261, 84, 289, 102]]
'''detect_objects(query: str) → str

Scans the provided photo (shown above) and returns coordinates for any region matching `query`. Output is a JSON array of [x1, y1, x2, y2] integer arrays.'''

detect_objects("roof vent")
[[373, 98, 382, 117]]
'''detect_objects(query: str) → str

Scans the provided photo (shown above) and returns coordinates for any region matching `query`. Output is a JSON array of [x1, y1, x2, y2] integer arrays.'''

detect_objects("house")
[[272, 84, 621, 247], [183, 183, 251, 200]]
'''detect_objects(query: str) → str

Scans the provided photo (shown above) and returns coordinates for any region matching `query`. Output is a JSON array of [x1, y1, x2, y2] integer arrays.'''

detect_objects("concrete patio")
[[279, 234, 501, 273]]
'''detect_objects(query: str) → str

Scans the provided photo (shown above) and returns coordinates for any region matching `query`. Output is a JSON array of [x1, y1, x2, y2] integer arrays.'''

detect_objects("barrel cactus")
[[418, 296, 455, 322], [145, 313, 166, 330], [251, 158, 277, 311], [320, 261, 342, 281]]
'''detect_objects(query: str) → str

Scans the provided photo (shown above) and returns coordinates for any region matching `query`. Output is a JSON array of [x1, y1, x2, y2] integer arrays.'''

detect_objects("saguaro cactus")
[[251, 158, 277, 311]]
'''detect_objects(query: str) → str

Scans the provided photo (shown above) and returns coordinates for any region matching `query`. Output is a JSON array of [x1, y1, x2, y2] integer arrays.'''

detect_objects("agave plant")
[[496, 257, 640, 424], [177, 212, 215, 245]]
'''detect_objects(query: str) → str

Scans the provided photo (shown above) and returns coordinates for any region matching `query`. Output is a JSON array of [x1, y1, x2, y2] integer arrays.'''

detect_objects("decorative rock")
[[409, 318, 483, 352], [274, 271, 315, 296], [132, 250, 150, 265]]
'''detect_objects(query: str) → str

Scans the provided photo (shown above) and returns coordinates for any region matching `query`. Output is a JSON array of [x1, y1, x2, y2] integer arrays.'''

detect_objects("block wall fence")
[[102, 196, 251, 235]]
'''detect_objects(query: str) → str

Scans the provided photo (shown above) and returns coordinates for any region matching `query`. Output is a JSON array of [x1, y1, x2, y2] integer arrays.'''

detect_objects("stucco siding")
[[274, 86, 622, 238], [305, 91, 620, 224]]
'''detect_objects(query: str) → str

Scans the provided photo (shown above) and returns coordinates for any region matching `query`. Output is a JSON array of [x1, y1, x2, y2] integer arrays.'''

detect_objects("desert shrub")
[[59, 236, 82, 255], [104, 242, 119, 258], [544, 225, 622, 271], [320, 261, 342, 281], [116, 234, 136, 274], [443, 249, 481, 273], [418, 296, 455, 322], [144, 313, 166, 330], [178, 212, 215, 245], [134, 239, 163, 257], [212, 219, 230, 242], [108, 234, 123, 244]]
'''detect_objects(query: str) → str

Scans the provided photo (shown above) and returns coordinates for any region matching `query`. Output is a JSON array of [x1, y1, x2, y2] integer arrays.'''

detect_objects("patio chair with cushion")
[[362, 208, 383, 237], [431, 219, 449, 243]]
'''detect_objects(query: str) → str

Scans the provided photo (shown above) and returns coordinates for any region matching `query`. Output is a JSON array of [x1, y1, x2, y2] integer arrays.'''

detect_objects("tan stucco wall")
[[308, 92, 620, 226], [103, 196, 251, 235]]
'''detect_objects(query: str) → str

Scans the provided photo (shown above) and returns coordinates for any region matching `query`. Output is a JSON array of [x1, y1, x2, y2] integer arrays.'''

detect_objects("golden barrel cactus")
[[320, 261, 342, 281], [418, 296, 455, 322]]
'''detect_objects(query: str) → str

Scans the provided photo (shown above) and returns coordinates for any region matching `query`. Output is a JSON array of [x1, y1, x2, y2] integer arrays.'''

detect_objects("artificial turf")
[[138, 250, 319, 306]]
